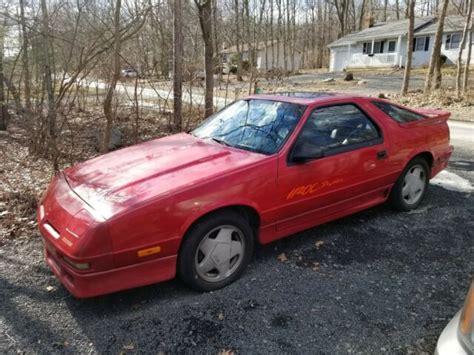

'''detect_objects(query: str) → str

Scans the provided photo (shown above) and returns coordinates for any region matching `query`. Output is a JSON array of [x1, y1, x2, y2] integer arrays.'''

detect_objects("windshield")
[[192, 99, 306, 155]]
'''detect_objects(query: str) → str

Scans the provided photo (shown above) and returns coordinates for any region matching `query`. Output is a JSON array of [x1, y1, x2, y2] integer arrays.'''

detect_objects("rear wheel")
[[178, 210, 254, 291], [389, 157, 429, 211]]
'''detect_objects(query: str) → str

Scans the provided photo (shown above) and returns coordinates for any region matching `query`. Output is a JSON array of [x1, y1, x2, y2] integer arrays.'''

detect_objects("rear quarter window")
[[372, 101, 426, 123]]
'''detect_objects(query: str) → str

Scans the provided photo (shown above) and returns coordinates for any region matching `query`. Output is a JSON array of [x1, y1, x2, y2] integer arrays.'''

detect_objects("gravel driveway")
[[288, 71, 455, 96], [1, 138, 473, 354]]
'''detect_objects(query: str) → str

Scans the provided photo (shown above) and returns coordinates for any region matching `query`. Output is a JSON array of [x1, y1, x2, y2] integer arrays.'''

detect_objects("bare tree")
[[234, 0, 243, 81], [401, 0, 415, 95], [358, 0, 368, 30], [456, 0, 472, 97], [333, 0, 349, 37], [102, 0, 122, 153], [173, 0, 183, 131], [463, 29, 472, 93], [19, 0, 31, 113], [40, 0, 59, 170], [424, 0, 449, 94], [195, 0, 214, 118], [0, 16, 9, 130]]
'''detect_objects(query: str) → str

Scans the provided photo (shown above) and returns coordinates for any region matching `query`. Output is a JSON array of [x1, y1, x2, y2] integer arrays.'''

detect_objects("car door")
[[276, 102, 393, 232]]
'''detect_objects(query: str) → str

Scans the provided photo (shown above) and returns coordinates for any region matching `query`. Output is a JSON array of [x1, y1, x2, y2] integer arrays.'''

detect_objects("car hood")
[[64, 133, 266, 219]]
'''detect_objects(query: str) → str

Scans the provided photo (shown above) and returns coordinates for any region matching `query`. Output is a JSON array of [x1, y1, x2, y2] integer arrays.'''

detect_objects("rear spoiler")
[[412, 107, 451, 122]]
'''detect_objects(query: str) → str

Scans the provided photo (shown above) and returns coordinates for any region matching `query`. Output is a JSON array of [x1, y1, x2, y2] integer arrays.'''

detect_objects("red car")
[[37, 93, 453, 298]]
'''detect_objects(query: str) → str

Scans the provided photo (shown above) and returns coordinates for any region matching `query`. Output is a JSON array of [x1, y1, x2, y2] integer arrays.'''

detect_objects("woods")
[[0, 0, 472, 172]]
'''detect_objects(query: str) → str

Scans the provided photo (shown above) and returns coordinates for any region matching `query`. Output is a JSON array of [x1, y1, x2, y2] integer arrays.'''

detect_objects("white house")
[[221, 40, 302, 72], [328, 16, 474, 72]]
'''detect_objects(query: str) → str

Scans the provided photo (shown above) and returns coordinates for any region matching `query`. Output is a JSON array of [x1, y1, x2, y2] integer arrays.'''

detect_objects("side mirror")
[[291, 142, 324, 163]]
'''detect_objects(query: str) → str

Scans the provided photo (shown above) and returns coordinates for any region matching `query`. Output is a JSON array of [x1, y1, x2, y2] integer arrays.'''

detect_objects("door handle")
[[377, 150, 387, 159]]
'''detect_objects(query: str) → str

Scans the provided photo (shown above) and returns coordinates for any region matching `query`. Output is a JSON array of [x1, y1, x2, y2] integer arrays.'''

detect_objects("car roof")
[[245, 92, 368, 105]]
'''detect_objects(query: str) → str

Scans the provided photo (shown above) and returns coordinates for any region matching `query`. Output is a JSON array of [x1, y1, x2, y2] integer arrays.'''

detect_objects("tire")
[[389, 157, 430, 211], [178, 210, 254, 292]]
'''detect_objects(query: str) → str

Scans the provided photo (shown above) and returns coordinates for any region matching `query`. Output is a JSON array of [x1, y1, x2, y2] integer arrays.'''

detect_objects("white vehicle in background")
[[121, 68, 138, 78], [435, 281, 474, 354]]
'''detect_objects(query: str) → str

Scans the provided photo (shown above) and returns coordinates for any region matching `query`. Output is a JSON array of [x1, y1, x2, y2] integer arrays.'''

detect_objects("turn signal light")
[[63, 256, 90, 270]]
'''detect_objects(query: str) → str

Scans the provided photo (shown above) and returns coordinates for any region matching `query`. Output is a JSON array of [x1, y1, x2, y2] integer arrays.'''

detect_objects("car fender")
[[178, 198, 263, 240], [405, 148, 434, 167]]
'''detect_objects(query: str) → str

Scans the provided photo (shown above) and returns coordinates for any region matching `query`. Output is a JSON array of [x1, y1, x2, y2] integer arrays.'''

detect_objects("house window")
[[388, 41, 396, 53], [373, 41, 384, 54], [363, 42, 372, 54], [446, 33, 462, 50], [413, 36, 430, 51], [363, 41, 385, 54]]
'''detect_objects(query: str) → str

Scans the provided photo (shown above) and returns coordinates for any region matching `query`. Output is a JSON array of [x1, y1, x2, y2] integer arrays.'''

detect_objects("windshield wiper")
[[210, 137, 233, 147]]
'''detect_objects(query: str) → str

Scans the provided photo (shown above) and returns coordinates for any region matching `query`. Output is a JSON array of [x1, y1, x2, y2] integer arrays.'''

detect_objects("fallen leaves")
[[315, 240, 325, 249], [122, 343, 134, 350]]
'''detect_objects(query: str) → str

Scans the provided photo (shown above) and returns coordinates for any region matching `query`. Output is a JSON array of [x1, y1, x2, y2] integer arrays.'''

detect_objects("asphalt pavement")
[[1, 123, 473, 354]]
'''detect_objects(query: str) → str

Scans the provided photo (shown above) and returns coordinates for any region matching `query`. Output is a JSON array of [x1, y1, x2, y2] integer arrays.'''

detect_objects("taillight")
[[459, 281, 474, 349]]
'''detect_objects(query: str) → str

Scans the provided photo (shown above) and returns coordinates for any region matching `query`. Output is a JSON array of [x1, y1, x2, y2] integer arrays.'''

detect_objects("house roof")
[[328, 16, 435, 48], [416, 15, 471, 35]]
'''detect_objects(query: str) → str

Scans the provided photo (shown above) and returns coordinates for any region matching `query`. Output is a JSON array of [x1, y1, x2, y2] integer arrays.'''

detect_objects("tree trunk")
[[359, 0, 367, 30], [334, 0, 348, 37], [463, 29, 472, 92], [102, 0, 122, 153], [173, 0, 183, 130], [195, 0, 214, 119], [211, 0, 221, 82], [456, 0, 472, 97], [0, 17, 9, 131], [270, 0, 275, 68], [317, 0, 324, 67], [234, 0, 243, 81], [276, 0, 282, 69], [283, 0, 289, 71], [401, 0, 415, 96], [244, 0, 253, 68], [424, 0, 449, 94], [40, 0, 58, 171], [19, 0, 31, 113]]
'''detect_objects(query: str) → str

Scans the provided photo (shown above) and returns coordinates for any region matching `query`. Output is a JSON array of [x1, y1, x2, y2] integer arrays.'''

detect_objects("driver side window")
[[297, 104, 380, 153]]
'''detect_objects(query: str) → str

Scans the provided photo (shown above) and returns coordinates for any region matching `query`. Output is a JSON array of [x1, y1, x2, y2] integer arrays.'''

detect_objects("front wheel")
[[389, 157, 430, 211], [178, 210, 254, 292]]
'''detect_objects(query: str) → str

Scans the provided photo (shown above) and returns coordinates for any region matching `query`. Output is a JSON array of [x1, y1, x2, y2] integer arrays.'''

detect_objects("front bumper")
[[435, 311, 469, 355], [44, 241, 177, 298]]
